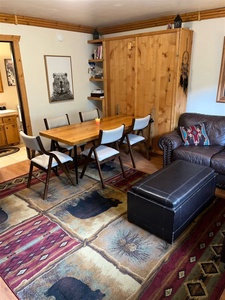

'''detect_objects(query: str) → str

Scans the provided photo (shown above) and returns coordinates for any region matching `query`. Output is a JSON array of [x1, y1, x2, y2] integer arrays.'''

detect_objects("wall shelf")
[[88, 96, 104, 101]]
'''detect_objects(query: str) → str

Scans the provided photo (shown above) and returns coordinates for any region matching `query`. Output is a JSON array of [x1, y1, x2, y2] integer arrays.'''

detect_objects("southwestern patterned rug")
[[0, 162, 224, 300]]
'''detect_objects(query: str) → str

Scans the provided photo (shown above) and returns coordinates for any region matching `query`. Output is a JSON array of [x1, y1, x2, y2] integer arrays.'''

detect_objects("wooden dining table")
[[39, 114, 134, 182], [39, 114, 134, 146]]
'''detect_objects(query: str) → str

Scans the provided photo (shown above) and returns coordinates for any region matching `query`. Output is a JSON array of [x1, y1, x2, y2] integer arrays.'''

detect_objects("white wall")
[[105, 17, 225, 116], [0, 24, 100, 143], [186, 18, 225, 115], [1, 17, 225, 144]]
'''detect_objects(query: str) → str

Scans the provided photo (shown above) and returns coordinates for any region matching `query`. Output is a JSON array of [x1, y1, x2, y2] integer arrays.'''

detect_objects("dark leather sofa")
[[158, 113, 225, 188]]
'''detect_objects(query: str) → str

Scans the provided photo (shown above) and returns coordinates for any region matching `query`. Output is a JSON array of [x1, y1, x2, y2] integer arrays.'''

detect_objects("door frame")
[[0, 34, 32, 135]]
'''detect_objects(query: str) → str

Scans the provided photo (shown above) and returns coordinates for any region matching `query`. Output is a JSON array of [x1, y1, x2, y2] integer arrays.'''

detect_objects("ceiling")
[[0, 0, 225, 29]]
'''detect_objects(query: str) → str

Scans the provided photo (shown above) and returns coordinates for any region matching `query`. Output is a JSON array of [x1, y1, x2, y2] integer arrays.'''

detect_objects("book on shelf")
[[93, 45, 103, 60]]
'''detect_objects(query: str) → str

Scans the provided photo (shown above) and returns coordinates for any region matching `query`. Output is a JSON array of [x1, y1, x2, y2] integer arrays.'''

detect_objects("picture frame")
[[217, 37, 225, 103], [4, 58, 16, 86], [44, 55, 74, 103]]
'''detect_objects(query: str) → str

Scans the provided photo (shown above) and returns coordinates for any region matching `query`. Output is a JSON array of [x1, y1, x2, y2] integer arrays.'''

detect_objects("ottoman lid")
[[131, 160, 216, 208]]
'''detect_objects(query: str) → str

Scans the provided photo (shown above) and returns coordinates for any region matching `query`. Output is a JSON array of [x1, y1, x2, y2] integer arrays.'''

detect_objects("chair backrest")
[[79, 109, 100, 122], [133, 114, 151, 131], [100, 124, 125, 144], [20, 131, 45, 159], [44, 114, 70, 130]]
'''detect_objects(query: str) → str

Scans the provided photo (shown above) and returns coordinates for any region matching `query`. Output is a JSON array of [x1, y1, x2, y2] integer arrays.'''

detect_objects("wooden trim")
[[101, 8, 225, 34], [0, 7, 225, 34], [0, 14, 93, 33], [0, 34, 32, 135], [0, 72, 3, 93], [217, 37, 225, 103]]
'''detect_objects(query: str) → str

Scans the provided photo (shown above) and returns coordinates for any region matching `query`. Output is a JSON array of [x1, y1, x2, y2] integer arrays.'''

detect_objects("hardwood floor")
[[0, 144, 224, 198]]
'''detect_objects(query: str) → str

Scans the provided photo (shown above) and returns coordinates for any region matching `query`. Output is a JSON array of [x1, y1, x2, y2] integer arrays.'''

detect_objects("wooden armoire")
[[103, 28, 193, 152]]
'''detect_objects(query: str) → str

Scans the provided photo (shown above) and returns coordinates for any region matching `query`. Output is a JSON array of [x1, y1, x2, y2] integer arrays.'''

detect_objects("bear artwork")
[[50, 73, 74, 101]]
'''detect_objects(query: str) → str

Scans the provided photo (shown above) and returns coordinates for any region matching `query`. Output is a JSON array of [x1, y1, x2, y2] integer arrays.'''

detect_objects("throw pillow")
[[180, 122, 210, 146]]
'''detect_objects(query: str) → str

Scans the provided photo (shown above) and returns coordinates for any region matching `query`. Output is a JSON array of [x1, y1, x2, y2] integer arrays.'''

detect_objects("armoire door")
[[104, 37, 136, 116], [136, 32, 178, 152]]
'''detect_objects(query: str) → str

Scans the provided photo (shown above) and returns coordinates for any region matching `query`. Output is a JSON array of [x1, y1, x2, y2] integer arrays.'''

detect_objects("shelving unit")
[[87, 39, 106, 116]]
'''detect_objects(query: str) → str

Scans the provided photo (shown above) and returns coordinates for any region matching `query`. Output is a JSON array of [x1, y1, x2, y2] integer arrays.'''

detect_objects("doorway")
[[0, 34, 32, 136]]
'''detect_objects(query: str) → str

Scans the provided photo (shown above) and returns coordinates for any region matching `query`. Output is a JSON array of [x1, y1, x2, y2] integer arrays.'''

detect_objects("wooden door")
[[105, 37, 136, 116], [136, 32, 178, 152], [0, 124, 6, 146]]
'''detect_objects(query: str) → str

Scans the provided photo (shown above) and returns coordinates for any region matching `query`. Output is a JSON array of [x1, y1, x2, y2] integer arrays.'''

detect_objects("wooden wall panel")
[[105, 38, 136, 116]]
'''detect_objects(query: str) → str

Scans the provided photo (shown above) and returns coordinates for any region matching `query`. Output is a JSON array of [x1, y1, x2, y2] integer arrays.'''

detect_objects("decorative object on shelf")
[[167, 23, 172, 30], [44, 55, 74, 103], [4, 59, 16, 86], [180, 50, 189, 94], [174, 14, 182, 28], [88, 61, 96, 78], [91, 89, 104, 97], [217, 37, 225, 103], [94, 70, 103, 79], [93, 28, 101, 40]]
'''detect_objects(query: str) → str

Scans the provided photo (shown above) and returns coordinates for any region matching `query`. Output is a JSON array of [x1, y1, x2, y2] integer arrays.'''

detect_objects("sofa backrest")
[[178, 113, 225, 146]]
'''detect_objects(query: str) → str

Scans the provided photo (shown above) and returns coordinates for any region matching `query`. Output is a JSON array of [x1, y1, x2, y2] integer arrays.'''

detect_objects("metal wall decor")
[[180, 50, 189, 94]]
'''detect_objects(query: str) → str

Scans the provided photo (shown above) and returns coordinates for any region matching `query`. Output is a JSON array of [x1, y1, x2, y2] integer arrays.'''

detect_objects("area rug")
[[0, 162, 224, 300], [0, 146, 20, 157]]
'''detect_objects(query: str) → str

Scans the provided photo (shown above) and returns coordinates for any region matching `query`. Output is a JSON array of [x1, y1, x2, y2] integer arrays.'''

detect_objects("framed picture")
[[44, 55, 74, 102], [217, 37, 225, 103], [4, 58, 16, 86]]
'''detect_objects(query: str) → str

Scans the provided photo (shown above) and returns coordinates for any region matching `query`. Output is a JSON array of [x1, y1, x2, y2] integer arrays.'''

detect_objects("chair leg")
[[27, 162, 34, 187], [128, 144, 136, 168], [73, 145, 79, 184], [80, 150, 92, 179], [125, 136, 136, 168], [58, 161, 76, 186], [95, 158, 105, 188], [43, 166, 52, 200], [118, 155, 126, 178], [144, 141, 151, 160]]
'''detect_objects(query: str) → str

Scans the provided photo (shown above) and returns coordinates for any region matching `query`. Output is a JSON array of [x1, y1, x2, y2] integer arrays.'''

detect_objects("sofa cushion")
[[180, 122, 210, 146], [172, 145, 224, 167], [211, 150, 225, 175]]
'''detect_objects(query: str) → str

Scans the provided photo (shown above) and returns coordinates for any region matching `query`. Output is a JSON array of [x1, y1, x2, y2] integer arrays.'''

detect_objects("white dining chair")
[[122, 114, 152, 168], [80, 124, 126, 188], [79, 108, 100, 122], [20, 131, 76, 200], [44, 114, 82, 183]]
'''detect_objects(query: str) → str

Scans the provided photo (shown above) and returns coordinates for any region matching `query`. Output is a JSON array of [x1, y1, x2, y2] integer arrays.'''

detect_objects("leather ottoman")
[[127, 160, 217, 244]]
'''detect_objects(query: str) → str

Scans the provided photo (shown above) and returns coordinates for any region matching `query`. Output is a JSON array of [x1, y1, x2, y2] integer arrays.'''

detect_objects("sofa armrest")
[[158, 130, 183, 166]]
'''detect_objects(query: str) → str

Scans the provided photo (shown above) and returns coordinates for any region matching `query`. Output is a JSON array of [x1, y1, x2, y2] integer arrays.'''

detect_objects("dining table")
[[39, 114, 134, 182]]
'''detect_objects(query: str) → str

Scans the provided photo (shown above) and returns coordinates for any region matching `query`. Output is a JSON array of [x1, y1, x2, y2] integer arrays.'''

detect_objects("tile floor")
[[0, 144, 28, 168]]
